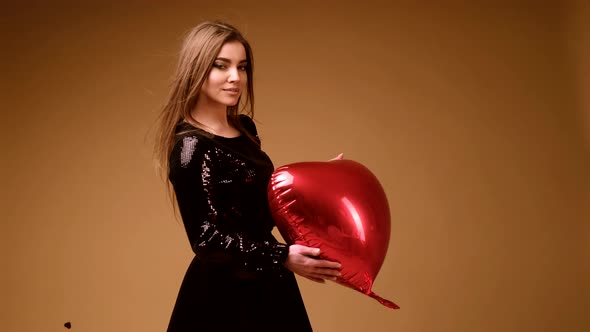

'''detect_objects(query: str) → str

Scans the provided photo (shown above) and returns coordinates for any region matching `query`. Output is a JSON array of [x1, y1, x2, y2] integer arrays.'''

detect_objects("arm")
[[170, 135, 288, 273]]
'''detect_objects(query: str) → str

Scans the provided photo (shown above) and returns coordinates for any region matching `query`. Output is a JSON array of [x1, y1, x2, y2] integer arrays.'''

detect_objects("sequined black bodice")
[[169, 115, 288, 275]]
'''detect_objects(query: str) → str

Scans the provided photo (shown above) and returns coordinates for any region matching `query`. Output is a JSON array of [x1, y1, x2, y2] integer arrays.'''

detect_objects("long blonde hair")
[[153, 21, 255, 181]]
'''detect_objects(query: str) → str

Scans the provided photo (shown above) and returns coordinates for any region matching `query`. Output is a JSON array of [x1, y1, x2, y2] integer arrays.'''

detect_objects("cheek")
[[206, 71, 225, 86]]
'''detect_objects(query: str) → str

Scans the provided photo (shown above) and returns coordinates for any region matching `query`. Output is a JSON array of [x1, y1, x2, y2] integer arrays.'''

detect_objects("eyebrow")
[[215, 57, 248, 64]]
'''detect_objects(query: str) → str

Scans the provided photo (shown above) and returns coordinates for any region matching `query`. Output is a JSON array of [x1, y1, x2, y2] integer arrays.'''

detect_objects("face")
[[199, 41, 248, 107]]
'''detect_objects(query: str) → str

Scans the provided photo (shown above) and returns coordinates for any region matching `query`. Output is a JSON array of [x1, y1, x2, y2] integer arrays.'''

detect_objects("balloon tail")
[[368, 292, 400, 310]]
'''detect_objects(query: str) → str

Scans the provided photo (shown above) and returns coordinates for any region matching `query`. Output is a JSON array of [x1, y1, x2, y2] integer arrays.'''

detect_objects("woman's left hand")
[[329, 153, 344, 161], [284, 244, 342, 283]]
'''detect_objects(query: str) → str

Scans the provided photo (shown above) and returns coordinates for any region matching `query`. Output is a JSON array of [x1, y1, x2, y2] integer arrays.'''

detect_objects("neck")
[[190, 97, 230, 132], [189, 95, 243, 138]]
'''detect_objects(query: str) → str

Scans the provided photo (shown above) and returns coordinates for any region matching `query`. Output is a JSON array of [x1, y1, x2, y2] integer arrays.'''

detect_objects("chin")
[[222, 98, 240, 107]]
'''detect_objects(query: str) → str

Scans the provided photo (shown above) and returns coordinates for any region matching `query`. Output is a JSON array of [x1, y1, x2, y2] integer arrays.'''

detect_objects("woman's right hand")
[[283, 244, 342, 283]]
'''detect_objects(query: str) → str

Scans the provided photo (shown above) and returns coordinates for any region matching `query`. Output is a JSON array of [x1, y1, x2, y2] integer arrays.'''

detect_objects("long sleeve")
[[169, 134, 288, 274]]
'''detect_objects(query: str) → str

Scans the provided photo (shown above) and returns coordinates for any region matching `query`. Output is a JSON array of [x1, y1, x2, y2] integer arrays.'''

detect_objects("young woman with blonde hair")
[[154, 21, 341, 331]]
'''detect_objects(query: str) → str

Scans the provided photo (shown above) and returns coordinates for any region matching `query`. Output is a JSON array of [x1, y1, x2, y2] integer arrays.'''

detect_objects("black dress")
[[167, 115, 313, 332]]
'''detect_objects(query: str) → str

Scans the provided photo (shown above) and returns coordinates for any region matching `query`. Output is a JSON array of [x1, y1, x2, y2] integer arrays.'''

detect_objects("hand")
[[284, 244, 342, 283], [330, 153, 344, 161]]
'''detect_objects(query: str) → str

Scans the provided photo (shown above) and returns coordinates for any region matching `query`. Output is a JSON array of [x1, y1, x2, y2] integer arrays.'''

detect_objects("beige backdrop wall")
[[565, 0, 590, 258], [3, 1, 589, 332]]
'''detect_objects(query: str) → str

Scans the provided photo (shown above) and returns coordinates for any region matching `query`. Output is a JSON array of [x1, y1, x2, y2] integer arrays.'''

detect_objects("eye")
[[238, 65, 248, 71], [212, 63, 226, 69]]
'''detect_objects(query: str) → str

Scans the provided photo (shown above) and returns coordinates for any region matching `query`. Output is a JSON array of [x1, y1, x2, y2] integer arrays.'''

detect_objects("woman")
[[154, 21, 342, 331]]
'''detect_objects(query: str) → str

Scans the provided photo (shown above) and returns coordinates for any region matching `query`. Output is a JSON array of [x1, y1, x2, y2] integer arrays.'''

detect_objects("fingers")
[[311, 271, 341, 281], [316, 260, 342, 270], [305, 276, 326, 283], [301, 268, 339, 282], [306, 257, 341, 270], [285, 244, 343, 283], [291, 244, 321, 257], [304, 261, 342, 280], [294, 245, 342, 269], [314, 265, 342, 276], [304, 247, 321, 257], [308, 269, 341, 281], [329, 153, 344, 161], [297, 266, 342, 283]]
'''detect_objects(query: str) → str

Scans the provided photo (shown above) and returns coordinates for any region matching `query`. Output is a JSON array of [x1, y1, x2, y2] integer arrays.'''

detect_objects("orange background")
[[3, 1, 589, 331]]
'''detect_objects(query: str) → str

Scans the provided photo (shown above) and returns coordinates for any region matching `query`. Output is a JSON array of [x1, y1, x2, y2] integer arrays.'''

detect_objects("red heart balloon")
[[268, 159, 399, 309]]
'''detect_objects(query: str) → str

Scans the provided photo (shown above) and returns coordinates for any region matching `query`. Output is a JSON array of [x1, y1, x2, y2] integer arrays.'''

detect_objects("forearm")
[[189, 220, 289, 273]]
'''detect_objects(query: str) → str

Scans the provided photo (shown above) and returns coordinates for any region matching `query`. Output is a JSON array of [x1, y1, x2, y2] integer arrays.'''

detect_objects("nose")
[[227, 67, 241, 82]]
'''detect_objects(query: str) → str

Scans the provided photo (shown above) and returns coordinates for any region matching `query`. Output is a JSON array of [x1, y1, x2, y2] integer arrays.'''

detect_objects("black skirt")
[[167, 256, 313, 332]]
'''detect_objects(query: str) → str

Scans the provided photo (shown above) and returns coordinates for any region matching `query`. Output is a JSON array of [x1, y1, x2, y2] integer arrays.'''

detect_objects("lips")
[[223, 88, 240, 93]]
